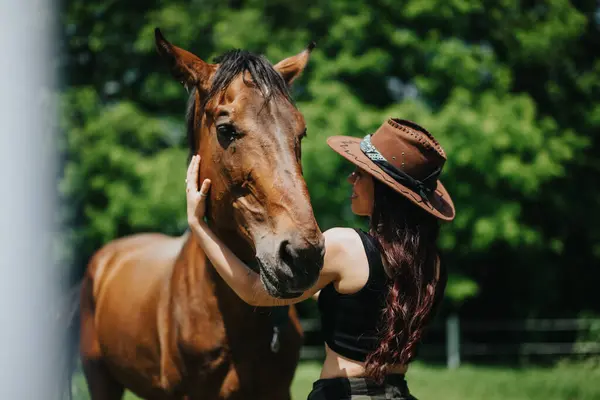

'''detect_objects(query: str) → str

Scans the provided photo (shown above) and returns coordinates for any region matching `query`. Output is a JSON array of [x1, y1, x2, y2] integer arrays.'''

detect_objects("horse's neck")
[[182, 223, 256, 315]]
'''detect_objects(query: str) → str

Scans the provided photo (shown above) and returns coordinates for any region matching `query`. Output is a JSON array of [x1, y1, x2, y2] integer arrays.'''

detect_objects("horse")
[[72, 28, 324, 399]]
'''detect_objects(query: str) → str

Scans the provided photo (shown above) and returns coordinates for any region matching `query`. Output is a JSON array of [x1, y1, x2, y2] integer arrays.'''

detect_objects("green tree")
[[59, 0, 600, 320]]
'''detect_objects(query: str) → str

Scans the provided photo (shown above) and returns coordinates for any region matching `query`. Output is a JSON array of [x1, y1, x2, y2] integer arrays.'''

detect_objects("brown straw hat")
[[327, 118, 455, 221]]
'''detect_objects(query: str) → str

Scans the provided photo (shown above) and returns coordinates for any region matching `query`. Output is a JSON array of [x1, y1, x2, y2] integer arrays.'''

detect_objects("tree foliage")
[[59, 0, 600, 318]]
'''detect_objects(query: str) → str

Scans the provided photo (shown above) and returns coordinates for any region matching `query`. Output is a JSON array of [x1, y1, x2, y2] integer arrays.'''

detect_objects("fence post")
[[446, 313, 460, 369]]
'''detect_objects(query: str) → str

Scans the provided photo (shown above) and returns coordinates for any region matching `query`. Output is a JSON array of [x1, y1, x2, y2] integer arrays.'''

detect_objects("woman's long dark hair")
[[364, 180, 445, 383]]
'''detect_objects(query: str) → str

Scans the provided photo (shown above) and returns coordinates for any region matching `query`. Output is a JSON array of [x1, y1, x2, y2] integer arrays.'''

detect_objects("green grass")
[[292, 361, 600, 400], [72, 360, 600, 400]]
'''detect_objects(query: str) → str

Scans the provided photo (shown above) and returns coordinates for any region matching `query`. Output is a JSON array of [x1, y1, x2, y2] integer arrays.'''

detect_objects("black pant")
[[307, 374, 417, 400]]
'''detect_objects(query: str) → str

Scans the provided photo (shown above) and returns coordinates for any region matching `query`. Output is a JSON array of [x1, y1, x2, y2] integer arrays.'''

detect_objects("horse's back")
[[81, 231, 189, 394], [88, 231, 187, 304]]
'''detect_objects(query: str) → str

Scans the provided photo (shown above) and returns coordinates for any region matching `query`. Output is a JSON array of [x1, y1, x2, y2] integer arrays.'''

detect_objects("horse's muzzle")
[[257, 233, 325, 298]]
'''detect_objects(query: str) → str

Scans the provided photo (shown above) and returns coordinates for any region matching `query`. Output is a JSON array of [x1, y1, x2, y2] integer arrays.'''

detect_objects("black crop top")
[[317, 228, 447, 362], [317, 228, 390, 362]]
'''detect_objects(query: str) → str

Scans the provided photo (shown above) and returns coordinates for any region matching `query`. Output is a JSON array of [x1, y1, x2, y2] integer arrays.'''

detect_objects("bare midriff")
[[319, 343, 408, 379]]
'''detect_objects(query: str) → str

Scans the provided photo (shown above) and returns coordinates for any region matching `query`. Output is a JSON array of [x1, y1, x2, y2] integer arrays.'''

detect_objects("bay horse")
[[74, 28, 324, 399]]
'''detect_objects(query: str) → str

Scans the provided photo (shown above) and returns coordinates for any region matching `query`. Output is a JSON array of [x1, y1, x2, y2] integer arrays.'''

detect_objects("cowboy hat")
[[327, 118, 455, 221]]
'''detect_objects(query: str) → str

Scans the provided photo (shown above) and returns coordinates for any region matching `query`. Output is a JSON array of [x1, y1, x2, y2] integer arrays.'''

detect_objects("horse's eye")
[[216, 124, 238, 142]]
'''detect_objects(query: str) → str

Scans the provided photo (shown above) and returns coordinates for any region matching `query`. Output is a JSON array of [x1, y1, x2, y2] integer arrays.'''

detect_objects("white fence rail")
[[298, 315, 600, 368]]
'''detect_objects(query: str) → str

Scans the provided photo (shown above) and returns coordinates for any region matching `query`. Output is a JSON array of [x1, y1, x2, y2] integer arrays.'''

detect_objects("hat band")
[[359, 134, 441, 201]]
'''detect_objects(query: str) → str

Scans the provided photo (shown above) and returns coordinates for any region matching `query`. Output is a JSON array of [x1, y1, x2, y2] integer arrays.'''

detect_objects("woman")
[[186, 118, 455, 399]]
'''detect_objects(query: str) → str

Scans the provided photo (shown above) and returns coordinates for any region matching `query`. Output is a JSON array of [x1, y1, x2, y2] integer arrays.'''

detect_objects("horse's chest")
[[177, 321, 301, 399], [178, 312, 227, 354], [183, 352, 296, 400]]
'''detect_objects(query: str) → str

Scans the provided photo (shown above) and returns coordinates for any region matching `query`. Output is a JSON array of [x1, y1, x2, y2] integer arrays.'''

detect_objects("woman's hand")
[[186, 154, 212, 226]]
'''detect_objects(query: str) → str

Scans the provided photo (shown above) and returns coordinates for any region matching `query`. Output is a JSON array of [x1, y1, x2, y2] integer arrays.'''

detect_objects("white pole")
[[446, 313, 460, 369], [0, 0, 62, 399]]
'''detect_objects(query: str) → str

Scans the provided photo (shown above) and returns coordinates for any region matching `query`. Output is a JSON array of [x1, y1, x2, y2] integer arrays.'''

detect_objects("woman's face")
[[348, 167, 374, 217]]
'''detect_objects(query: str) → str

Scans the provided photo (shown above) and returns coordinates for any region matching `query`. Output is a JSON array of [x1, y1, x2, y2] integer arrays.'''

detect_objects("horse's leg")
[[80, 277, 125, 400], [214, 369, 292, 400], [271, 390, 292, 400], [82, 359, 125, 400], [267, 391, 291, 400]]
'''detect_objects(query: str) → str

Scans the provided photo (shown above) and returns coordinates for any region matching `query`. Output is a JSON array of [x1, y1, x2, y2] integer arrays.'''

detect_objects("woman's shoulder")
[[322, 227, 372, 294], [323, 227, 362, 249], [322, 227, 366, 265]]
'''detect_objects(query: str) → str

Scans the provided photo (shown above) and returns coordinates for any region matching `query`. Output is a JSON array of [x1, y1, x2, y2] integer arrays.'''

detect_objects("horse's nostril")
[[279, 239, 295, 267], [271, 235, 325, 294], [279, 235, 325, 273]]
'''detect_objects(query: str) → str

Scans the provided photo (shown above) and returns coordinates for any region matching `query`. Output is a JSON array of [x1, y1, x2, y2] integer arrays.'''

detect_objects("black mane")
[[186, 49, 293, 159]]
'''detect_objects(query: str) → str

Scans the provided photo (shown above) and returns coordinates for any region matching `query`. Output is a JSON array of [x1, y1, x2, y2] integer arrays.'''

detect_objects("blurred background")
[[25, 0, 600, 398]]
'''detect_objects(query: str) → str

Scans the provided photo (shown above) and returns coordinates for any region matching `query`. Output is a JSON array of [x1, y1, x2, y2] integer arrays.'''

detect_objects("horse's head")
[[155, 29, 324, 298]]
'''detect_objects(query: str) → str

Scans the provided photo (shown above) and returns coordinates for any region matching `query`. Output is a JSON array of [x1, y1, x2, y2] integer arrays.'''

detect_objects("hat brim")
[[327, 135, 455, 221]]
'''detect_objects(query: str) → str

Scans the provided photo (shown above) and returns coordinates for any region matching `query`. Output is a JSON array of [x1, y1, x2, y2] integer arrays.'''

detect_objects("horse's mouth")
[[258, 262, 303, 299]]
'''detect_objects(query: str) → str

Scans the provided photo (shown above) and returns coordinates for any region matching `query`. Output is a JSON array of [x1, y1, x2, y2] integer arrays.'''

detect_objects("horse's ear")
[[273, 42, 316, 85], [155, 28, 215, 95]]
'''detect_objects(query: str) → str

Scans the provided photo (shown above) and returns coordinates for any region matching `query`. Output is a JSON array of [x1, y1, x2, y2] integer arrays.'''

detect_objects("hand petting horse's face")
[[156, 29, 323, 298]]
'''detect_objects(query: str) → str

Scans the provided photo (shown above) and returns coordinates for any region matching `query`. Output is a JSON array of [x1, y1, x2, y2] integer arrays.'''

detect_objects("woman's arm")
[[185, 155, 342, 307], [188, 218, 342, 306]]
